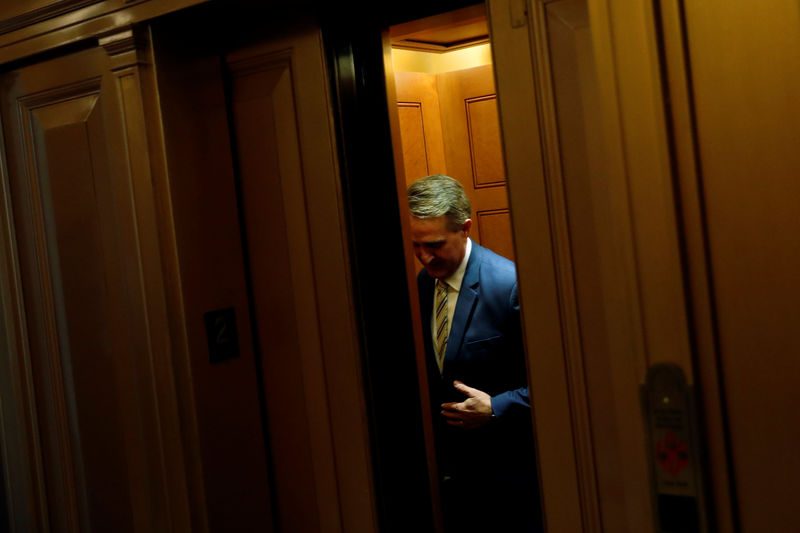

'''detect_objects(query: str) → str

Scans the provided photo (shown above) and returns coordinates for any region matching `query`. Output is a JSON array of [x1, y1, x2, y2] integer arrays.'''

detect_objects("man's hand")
[[441, 381, 493, 429]]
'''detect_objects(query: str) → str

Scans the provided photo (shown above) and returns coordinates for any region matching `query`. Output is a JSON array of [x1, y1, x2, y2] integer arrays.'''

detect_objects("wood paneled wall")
[[2, 1, 796, 532], [395, 71, 447, 182], [0, 1, 381, 530], [395, 63, 514, 260], [0, 0, 209, 64], [0, 32, 193, 532]]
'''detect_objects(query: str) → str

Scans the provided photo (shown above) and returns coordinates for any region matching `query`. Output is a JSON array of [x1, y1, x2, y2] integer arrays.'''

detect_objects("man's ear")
[[462, 219, 473, 236]]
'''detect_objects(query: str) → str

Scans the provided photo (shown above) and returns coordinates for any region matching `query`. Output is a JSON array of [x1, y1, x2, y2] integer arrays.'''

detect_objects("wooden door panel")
[[153, 17, 378, 531], [394, 70, 447, 185], [31, 90, 139, 532], [0, 38, 193, 532], [150, 25, 277, 531], [438, 65, 507, 189], [1, 49, 138, 533], [475, 209, 514, 261], [227, 55, 312, 533], [437, 64, 511, 258], [222, 24, 377, 533], [465, 94, 505, 186], [397, 102, 430, 180]]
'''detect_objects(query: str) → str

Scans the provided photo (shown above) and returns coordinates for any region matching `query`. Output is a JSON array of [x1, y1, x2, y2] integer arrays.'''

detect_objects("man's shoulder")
[[472, 243, 517, 283]]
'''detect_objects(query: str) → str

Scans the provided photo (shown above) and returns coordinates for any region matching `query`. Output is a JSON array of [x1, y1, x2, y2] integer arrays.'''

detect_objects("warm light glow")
[[392, 43, 493, 74]]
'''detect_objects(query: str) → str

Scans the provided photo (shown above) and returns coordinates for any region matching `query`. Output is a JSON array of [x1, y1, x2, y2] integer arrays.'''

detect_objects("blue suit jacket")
[[418, 242, 535, 480]]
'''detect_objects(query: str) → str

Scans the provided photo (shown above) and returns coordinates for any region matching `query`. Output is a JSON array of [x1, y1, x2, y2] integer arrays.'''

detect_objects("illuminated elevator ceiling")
[[392, 43, 493, 74], [390, 5, 492, 74]]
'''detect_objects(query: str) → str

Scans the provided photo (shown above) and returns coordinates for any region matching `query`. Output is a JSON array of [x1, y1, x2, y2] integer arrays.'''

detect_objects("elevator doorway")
[[389, 5, 515, 261], [384, 5, 542, 532]]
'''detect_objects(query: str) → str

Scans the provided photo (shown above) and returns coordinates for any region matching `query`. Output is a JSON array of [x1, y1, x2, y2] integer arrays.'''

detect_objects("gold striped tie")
[[434, 280, 449, 372]]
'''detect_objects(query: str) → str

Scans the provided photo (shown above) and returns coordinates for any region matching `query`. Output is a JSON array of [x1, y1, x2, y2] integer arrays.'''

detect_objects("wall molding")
[[15, 74, 106, 533], [526, 1, 604, 530], [0, 0, 209, 65], [0, 0, 102, 36]]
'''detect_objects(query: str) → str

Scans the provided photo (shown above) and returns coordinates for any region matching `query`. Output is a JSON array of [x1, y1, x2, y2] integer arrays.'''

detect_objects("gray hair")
[[407, 175, 472, 231]]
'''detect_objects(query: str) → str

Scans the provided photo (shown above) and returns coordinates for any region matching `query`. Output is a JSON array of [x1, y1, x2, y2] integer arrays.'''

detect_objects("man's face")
[[409, 216, 471, 280]]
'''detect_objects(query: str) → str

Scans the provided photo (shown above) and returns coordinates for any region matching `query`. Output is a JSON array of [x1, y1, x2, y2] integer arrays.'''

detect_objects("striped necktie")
[[434, 280, 449, 373]]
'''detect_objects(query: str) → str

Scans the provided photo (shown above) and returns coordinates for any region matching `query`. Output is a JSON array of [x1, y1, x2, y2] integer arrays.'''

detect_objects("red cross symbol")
[[656, 432, 689, 476]]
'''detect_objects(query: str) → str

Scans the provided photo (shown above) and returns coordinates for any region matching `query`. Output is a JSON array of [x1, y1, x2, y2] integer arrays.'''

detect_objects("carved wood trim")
[[0, 0, 209, 66], [105, 30, 194, 531], [99, 28, 136, 55], [475, 208, 513, 259], [397, 102, 431, 177], [391, 38, 490, 53], [489, 1, 586, 529], [16, 76, 105, 533], [0, 98, 50, 533], [526, 2, 604, 530], [0, 0, 102, 36], [389, 4, 488, 52], [18, 77, 102, 109], [383, 32, 445, 533], [99, 26, 149, 73], [464, 94, 506, 189], [475, 207, 510, 228], [226, 49, 293, 78]]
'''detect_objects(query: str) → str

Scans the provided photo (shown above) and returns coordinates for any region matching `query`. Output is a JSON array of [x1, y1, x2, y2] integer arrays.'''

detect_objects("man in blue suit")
[[408, 175, 541, 533]]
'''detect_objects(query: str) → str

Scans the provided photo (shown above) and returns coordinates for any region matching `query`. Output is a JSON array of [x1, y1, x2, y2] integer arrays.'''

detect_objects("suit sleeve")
[[491, 388, 530, 417], [489, 281, 531, 418]]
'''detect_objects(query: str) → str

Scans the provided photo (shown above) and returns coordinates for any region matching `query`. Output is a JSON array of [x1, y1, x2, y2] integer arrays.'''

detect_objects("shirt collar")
[[442, 238, 471, 291]]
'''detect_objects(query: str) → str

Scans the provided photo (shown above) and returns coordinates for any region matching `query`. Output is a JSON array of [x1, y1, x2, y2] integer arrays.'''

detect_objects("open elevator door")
[[385, 0, 641, 531], [383, 4, 543, 532]]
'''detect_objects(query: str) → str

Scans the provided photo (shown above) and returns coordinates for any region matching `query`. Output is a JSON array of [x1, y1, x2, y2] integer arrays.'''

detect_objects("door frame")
[[491, 0, 725, 531], [327, 0, 721, 531], [324, 1, 551, 531]]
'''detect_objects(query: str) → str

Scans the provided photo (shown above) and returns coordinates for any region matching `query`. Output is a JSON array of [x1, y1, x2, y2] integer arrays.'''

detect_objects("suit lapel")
[[444, 245, 481, 369]]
